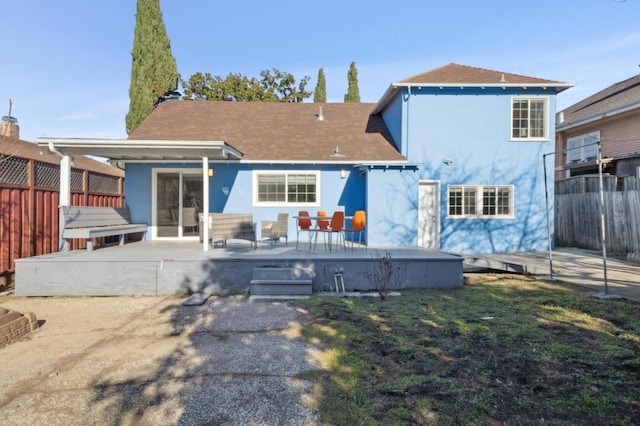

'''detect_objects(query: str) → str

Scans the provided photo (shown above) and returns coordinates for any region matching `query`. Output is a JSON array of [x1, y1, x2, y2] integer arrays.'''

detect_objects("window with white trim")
[[511, 98, 548, 140], [253, 171, 319, 206], [447, 185, 514, 218]]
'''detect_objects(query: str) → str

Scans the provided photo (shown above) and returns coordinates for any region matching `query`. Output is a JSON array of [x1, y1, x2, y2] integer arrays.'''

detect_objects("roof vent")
[[499, 74, 507, 83], [330, 145, 344, 158], [317, 106, 324, 121]]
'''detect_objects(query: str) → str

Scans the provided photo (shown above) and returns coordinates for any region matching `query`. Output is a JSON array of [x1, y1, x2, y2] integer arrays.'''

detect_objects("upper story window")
[[447, 185, 514, 219], [511, 98, 548, 140], [253, 171, 320, 206]]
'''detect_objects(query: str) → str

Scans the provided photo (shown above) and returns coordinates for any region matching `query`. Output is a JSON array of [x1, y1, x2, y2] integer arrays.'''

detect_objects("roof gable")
[[128, 101, 406, 163], [373, 63, 573, 114], [399, 63, 569, 87]]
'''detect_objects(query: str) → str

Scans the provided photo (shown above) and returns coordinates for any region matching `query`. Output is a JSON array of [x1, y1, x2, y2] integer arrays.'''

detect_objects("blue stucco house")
[[39, 63, 572, 254]]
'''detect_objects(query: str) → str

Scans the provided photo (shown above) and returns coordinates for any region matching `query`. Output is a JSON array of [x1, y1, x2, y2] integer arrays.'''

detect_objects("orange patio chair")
[[316, 211, 346, 252], [313, 210, 330, 250], [295, 211, 313, 250], [344, 210, 366, 250]]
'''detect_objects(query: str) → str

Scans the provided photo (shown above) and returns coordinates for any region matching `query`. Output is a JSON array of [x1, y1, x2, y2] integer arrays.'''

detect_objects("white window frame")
[[447, 185, 515, 219], [566, 131, 600, 164], [510, 97, 549, 141], [252, 170, 321, 207]]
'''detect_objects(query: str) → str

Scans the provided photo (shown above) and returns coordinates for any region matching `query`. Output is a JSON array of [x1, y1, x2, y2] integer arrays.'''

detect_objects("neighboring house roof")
[[0, 135, 123, 177], [557, 73, 640, 130], [373, 63, 573, 114], [128, 101, 406, 163]]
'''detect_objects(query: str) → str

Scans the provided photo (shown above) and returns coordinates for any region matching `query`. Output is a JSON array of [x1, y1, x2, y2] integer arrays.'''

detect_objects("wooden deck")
[[14, 240, 463, 296]]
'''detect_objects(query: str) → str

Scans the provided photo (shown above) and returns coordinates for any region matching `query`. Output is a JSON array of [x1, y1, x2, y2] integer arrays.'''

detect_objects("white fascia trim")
[[556, 101, 640, 132], [36, 138, 226, 149], [236, 160, 408, 165], [371, 84, 399, 114], [101, 159, 410, 165], [392, 82, 574, 90], [117, 159, 210, 164]]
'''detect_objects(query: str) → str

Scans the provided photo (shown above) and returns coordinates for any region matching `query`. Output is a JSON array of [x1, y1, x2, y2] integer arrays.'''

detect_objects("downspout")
[[47, 140, 64, 158], [406, 86, 411, 160]]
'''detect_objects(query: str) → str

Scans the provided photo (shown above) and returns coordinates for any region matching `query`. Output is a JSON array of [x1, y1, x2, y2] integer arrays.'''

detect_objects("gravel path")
[[0, 295, 324, 425]]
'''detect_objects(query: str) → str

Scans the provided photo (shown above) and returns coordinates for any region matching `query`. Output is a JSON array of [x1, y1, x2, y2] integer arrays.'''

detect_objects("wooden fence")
[[0, 155, 124, 274], [555, 175, 640, 254]]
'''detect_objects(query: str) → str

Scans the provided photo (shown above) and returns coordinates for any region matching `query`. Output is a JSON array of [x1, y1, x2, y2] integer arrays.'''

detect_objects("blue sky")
[[2, 0, 639, 142]]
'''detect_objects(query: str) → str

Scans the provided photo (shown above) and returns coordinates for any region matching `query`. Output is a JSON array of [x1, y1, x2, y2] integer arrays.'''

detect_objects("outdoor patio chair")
[[344, 210, 366, 250], [313, 210, 329, 250], [182, 207, 198, 234], [315, 211, 346, 252], [261, 213, 289, 245], [295, 211, 313, 250]]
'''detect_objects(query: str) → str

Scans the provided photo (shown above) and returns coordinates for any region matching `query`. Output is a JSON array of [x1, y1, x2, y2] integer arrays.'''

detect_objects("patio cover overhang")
[[35, 137, 243, 162], [36, 137, 244, 252]]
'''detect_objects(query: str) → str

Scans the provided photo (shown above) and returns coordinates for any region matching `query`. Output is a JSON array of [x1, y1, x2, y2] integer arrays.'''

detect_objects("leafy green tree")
[[181, 68, 311, 102], [313, 68, 327, 102], [344, 61, 361, 103], [126, 0, 178, 135]]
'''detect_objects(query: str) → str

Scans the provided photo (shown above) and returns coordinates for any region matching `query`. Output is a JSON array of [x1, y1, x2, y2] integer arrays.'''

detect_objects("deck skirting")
[[14, 242, 463, 297]]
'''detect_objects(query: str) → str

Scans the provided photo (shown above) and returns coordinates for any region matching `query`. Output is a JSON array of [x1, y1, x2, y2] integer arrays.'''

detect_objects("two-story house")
[[555, 73, 640, 178], [39, 63, 572, 254], [554, 73, 640, 254]]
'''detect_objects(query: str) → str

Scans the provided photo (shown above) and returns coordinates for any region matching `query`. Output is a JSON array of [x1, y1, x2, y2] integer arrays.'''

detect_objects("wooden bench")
[[199, 213, 257, 249], [61, 206, 148, 251]]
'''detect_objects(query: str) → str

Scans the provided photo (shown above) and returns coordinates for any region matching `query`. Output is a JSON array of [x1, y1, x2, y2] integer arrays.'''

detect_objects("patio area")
[[14, 240, 463, 297]]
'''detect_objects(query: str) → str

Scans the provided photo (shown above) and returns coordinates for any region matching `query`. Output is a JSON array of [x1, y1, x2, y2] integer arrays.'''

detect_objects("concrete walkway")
[[0, 296, 323, 425], [466, 247, 640, 302]]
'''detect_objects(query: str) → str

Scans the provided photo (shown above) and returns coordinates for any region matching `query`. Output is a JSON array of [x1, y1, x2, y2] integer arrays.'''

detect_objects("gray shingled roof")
[[557, 73, 640, 128], [128, 101, 406, 163]]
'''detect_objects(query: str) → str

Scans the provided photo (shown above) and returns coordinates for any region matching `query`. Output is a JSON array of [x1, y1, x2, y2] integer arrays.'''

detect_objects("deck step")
[[250, 267, 312, 296]]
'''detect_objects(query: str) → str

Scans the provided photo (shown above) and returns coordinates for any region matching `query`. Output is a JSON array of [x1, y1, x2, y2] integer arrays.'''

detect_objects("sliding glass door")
[[154, 170, 203, 238]]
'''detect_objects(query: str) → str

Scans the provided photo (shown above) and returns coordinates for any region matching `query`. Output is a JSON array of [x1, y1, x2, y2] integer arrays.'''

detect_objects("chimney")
[[0, 115, 19, 139], [1, 99, 19, 139], [317, 106, 324, 121]]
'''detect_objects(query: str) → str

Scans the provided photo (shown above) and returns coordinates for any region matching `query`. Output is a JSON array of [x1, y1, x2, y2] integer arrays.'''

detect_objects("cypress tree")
[[344, 61, 360, 103], [313, 68, 327, 102], [126, 0, 179, 135]]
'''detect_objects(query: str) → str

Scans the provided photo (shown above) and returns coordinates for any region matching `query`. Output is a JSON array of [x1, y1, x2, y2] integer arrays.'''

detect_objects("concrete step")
[[250, 283, 312, 295], [250, 267, 312, 296]]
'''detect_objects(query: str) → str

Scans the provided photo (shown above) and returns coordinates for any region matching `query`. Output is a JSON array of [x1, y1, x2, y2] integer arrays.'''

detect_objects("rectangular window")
[[511, 98, 548, 140], [254, 171, 319, 206], [566, 131, 600, 164], [448, 185, 514, 218]]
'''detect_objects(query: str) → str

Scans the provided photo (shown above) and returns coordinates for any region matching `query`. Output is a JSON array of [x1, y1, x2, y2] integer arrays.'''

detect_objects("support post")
[[202, 157, 209, 252], [58, 154, 72, 251], [596, 141, 609, 294], [542, 153, 554, 279]]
